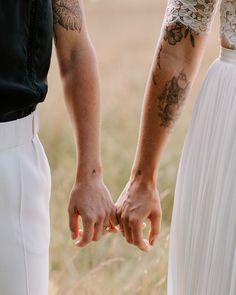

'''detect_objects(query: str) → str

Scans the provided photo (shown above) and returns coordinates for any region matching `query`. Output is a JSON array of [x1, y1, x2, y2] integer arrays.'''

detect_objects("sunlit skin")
[[115, 2, 235, 252], [52, 0, 213, 250], [115, 24, 209, 251], [116, 3, 235, 251], [53, 0, 118, 246]]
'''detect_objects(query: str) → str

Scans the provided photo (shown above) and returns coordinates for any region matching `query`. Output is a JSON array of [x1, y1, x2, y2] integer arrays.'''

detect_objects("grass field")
[[38, 1, 221, 294]]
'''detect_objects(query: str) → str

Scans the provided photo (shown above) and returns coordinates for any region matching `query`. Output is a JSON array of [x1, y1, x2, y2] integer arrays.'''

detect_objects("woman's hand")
[[115, 177, 162, 251], [68, 174, 118, 247]]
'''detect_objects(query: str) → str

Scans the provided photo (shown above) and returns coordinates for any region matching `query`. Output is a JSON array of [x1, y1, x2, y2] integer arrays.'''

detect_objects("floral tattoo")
[[157, 70, 190, 129], [53, 0, 82, 31], [164, 22, 197, 47]]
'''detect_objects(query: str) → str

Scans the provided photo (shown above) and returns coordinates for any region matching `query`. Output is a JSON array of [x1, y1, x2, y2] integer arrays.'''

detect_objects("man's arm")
[[53, 0, 117, 247], [116, 0, 219, 251]]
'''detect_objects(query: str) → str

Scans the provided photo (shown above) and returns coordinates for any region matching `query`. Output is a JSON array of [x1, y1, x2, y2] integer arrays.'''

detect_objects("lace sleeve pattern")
[[220, 0, 236, 49], [164, 0, 219, 34]]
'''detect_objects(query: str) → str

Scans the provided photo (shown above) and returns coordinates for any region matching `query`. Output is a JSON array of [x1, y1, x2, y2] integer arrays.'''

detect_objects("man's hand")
[[116, 178, 162, 251], [68, 175, 118, 247]]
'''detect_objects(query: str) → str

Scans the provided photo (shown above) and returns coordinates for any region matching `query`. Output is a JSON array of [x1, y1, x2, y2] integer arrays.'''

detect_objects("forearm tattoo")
[[164, 22, 197, 48], [155, 22, 197, 72], [152, 45, 162, 86], [157, 70, 190, 129], [53, 0, 82, 31], [157, 45, 162, 69], [151, 22, 196, 129]]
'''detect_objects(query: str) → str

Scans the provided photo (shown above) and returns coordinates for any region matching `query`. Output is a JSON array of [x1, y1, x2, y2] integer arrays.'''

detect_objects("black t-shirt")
[[0, 0, 53, 122]]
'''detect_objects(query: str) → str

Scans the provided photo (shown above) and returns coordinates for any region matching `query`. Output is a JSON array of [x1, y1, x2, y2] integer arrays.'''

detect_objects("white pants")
[[0, 108, 51, 295]]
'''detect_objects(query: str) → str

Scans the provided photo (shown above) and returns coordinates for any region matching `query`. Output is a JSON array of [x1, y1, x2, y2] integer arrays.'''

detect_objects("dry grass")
[[38, 0, 220, 294]]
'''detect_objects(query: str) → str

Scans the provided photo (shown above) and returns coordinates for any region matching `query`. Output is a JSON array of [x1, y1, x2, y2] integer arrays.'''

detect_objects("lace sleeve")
[[220, 0, 236, 49], [164, 0, 220, 34]]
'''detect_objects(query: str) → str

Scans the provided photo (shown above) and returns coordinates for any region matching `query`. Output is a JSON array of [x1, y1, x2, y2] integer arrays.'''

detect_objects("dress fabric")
[[167, 47, 236, 294], [0, 108, 51, 295]]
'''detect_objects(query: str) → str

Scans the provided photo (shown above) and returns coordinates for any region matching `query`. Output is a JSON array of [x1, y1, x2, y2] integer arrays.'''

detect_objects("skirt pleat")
[[167, 47, 236, 295]]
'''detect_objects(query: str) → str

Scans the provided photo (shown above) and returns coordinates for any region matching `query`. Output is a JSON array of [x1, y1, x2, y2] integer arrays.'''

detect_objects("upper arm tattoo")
[[53, 0, 82, 32]]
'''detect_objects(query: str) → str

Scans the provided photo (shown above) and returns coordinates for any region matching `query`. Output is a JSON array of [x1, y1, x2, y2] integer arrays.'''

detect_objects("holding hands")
[[68, 170, 162, 252]]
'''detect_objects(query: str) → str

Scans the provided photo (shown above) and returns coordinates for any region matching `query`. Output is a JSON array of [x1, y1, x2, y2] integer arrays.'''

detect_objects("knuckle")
[[116, 207, 122, 217], [97, 213, 105, 221], [110, 205, 116, 213], [116, 210, 120, 219], [94, 222, 100, 229], [110, 203, 116, 211], [104, 209, 111, 218], [84, 214, 94, 224], [129, 217, 139, 226], [121, 214, 127, 222]]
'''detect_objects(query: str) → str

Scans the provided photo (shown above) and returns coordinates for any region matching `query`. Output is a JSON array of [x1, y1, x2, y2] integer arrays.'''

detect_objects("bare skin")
[[53, 0, 118, 247], [116, 21, 209, 251]]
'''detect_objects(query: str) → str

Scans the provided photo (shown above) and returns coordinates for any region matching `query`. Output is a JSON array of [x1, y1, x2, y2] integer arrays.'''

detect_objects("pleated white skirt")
[[167, 46, 236, 295], [0, 108, 51, 295]]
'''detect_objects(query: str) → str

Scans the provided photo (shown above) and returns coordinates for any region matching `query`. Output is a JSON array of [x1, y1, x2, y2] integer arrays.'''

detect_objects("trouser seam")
[[18, 151, 30, 295]]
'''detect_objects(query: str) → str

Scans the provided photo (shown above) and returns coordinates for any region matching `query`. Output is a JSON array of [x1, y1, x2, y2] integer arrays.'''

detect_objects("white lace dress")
[[165, 1, 236, 294]]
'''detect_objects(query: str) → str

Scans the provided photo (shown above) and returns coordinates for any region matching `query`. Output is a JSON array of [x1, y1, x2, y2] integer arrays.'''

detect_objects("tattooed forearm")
[[53, 0, 82, 31], [157, 70, 190, 129], [152, 22, 196, 85], [152, 68, 159, 86], [152, 45, 162, 85], [164, 22, 197, 47], [157, 45, 162, 69]]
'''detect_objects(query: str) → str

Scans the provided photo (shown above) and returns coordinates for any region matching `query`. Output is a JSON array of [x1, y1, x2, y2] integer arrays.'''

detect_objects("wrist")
[[75, 162, 103, 183], [130, 167, 157, 188]]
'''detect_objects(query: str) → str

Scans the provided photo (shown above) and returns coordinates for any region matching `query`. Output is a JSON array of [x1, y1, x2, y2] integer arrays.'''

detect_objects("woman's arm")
[[116, 0, 219, 251], [53, 0, 117, 247]]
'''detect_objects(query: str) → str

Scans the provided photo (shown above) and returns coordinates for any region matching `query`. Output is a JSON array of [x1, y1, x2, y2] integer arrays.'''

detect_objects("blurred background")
[[38, 0, 220, 294]]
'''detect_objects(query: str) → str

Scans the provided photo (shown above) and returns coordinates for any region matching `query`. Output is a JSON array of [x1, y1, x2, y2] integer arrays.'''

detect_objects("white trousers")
[[0, 108, 51, 295]]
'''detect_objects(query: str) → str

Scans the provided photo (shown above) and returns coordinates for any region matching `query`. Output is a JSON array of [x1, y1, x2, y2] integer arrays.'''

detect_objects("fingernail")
[[75, 240, 81, 247], [144, 239, 151, 251]]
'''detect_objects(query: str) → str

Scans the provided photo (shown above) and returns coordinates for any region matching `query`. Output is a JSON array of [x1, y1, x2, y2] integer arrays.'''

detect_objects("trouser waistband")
[[0, 108, 39, 151]]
